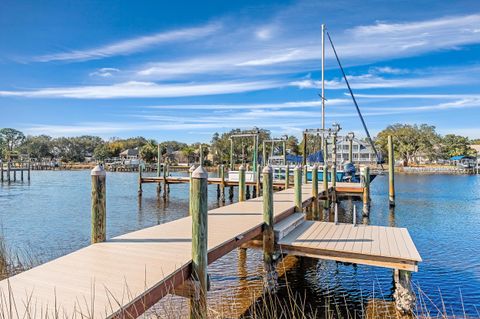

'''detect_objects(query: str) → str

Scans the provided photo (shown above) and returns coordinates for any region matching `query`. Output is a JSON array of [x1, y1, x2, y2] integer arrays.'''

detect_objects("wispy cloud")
[[89, 68, 120, 77], [33, 23, 221, 63], [290, 73, 459, 90], [0, 80, 281, 99]]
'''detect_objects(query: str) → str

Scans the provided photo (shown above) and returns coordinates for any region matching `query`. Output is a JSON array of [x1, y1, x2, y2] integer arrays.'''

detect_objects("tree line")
[[0, 125, 478, 166]]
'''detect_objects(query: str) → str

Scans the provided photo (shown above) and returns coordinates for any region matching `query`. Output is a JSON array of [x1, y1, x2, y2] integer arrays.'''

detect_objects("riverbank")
[[396, 165, 478, 175]]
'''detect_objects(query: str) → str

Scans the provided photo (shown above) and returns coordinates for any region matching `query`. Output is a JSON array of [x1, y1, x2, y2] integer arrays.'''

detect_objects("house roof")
[[120, 148, 139, 156], [450, 155, 475, 161]]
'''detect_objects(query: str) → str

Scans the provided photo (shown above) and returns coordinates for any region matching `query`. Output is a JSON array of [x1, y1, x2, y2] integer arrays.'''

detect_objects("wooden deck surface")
[[278, 221, 422, 272], [0, 184, 324, 318]]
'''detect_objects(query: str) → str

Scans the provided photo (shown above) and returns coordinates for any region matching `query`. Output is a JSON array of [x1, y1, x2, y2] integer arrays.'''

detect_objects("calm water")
[[0, 171, 479, 317]]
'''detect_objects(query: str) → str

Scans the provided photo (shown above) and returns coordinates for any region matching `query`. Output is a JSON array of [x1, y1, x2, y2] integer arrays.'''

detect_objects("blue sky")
[[1, 0, 480, 143]]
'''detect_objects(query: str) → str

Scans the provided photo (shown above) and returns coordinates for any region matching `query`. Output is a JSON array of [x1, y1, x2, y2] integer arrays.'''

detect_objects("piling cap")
[[91, 164, 106, 176], [189, 165, 196, 172], [293, 165, 301, 171], [312, 164, 318, 170], [262, 165, 272, 174], [192, 165, 208, 179], [239, 164, 246, 170]]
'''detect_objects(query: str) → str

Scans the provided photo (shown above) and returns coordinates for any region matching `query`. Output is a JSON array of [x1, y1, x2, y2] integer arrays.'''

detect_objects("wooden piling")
[[91, 165, 106, 244], [219, 164, 225, 202], [302, 132, 307, 168], [0, 163, 3, 182], [284, 164, 290, 189], [190, 166, 208, 319], [27, 161, 31, 182], [138, 164, 143, 197], [388, 135, 395, 207], [262, 166, 274, 266], [303, 165, 308, 184], [393, 269, 414, 315], [189, 165, 196, 215], [294, 165, 302, 212], [238, 164, 246, 202], [361, 166, 370, 215], [323, 164, 329, 212], [311, 164, 319, 220], [163, 163, 168, 196], [262, 165, 276, 291], [256, 167, 261, 197]]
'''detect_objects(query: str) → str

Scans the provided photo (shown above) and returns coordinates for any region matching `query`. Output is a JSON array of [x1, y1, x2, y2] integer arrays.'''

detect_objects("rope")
[[326, 31, 383, 166]]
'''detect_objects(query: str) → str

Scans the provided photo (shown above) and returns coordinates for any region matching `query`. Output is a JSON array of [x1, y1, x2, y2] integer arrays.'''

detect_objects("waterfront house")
[[119, 148, 139, 160], [331, 137, 377, 165]]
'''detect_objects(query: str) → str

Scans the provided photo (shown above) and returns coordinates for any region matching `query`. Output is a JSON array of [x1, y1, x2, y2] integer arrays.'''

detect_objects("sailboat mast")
[[321, 24, 325, 130]]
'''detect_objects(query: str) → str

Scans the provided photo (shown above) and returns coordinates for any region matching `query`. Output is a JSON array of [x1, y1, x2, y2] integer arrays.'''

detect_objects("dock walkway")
[[0, 181, 420, 318], [0, 184, 323, 318]]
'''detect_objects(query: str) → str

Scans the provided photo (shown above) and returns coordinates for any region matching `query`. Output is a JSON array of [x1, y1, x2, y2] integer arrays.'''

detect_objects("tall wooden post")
[[27, 161, 31, 182], [282, 140, 287, 165], [303, 165, 308, 184], [138, 163, 143, 197], [388, 135, 395, 207], [284, 164, 290, 189], [294, 165, 302, 212], [220, 164, 225, 203], [348, 138, 353, 163], [262, 166, 275, 284], [323, 164, 329, 212], [361, 166, 371, 215], [256, 167, 261, 197], [91, 165, 106, 244], [311, 164, 319, 220], [262, 165, 277, 291], [331, 132, 337, 188], [238, 164, 246, 202], [190, 166, 208, 319], [0, 163, 3, 182], [157, 144, 161, 177], [163, 162, 168, 197], [302, 132, 307, 168], [230, 139, 234, 170], [253, 134, 258, 173], [189, 165, 196, 215], [262, 141, 267, 166]]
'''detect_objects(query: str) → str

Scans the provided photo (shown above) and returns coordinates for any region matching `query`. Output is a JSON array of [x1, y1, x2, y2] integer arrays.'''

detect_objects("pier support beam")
[[393, 269, 415, 315], [262, 166, 277, 291], [190, 166, 209, 319], [388, 135, 395, 207], [220, 164, 225, 203], [311, 164, 319, 220], [91, 165, 106, 244], [239, 164, 246, 202], [138, 164, 143, 197], [256, 167, 261, 197], [323, 164, 329, 214], [294, 165, 302, 212], [361, 166, 370, 215], [284, 164, 290, 189], [189, 165, 196, 215], [303, 165, 308, 184]]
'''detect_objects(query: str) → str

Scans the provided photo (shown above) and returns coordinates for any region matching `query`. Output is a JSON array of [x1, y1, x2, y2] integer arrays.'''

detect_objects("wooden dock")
[[0, 184, 323, 318], [0, 175, 420, 318], [0, 161, 31, 182]]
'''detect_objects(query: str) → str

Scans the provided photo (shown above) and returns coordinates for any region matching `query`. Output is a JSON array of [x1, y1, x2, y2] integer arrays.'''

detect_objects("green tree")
[[139, 140, 158, 163], [440, 134, 475, 158], [286, 135, 299, 155], [376, 124, 440, 166], [93, 144, 112, 161], [19, 135, 53, 160], [0, 128, 25, 152]]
